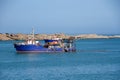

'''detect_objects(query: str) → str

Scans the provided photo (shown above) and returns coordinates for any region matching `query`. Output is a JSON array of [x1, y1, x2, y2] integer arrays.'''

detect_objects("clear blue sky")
[[0, 0, 120, 34]]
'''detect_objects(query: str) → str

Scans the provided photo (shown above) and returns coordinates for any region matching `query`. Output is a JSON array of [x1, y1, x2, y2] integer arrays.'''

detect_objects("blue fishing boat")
[[14, 29, 76, 53]]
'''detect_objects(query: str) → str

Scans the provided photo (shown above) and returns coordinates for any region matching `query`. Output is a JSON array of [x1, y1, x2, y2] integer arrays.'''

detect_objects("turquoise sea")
[[0, 39, 120, 80]]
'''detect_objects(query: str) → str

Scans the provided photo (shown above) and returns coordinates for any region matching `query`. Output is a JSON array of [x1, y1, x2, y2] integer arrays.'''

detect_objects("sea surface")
[[0, 39, 120, 80]]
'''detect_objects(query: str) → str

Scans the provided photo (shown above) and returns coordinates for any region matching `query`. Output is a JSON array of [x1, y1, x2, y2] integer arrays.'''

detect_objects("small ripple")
[[76, 49, 120, 53]]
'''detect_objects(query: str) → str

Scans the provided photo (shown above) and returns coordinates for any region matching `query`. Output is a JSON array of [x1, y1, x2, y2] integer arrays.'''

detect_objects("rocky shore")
[[0, 33, 70, 40], [0, 33, 120, 40], [75, 34, 120, 39]]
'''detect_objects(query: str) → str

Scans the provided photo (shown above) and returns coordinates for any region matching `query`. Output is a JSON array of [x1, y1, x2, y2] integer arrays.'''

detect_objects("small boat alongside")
[[14, 29, 76, 53]]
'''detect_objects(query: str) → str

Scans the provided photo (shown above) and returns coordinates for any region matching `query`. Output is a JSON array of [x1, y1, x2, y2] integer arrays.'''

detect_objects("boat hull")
[[14, 44, 76, 53], [14, 44, 64, 52]]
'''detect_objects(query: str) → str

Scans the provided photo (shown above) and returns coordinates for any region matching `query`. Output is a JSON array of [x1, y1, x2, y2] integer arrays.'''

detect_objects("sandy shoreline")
[[0, 33, 120, 40]]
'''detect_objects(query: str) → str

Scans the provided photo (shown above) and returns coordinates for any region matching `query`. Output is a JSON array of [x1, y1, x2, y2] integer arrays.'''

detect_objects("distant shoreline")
[[0, 33, 120, 40]]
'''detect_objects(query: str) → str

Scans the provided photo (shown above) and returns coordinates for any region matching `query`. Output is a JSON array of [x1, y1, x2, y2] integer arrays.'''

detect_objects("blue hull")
[[44, 39, 59, 43], [14, 44, 76, 53], [14, 44, 64, 52]]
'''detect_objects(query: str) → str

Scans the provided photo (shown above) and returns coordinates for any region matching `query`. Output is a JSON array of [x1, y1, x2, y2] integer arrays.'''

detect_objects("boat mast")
[[32, 27, 34, 40]]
